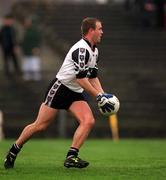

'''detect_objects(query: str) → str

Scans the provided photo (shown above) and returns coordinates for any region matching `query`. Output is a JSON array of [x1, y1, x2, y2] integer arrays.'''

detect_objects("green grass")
[[0, 139, 166, 180]]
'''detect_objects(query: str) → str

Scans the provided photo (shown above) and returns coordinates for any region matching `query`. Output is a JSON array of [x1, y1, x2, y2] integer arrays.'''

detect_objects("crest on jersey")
[[80, 62, 84, 68], [80, 48, 85, 53], [79, 55, 84, 61]]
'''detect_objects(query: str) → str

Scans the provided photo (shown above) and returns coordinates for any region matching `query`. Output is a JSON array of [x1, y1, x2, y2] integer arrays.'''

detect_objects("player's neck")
[[83, 36, 96, 50]]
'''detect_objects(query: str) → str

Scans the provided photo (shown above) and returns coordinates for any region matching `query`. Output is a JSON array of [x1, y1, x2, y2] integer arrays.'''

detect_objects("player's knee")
[[82, 117, 95, 128]]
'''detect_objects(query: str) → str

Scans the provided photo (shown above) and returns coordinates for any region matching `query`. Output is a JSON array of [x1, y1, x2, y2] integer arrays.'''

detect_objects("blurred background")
[[0, 0, 166, 139]]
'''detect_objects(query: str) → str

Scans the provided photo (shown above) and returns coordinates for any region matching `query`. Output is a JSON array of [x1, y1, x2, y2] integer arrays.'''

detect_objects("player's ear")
[[89, 28, 95, 34]]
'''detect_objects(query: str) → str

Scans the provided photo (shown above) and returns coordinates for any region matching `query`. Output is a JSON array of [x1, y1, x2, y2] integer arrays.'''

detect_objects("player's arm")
[[77, 77, 114, 114], [72, 47, 103, 97], [86, 69, 113, 113], [88, 77, 104, 94], [76, 78, 102, 97]]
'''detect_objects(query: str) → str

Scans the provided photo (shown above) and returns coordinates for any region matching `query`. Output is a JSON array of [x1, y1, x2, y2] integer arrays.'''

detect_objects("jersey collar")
[[83, 38, 96, 51]]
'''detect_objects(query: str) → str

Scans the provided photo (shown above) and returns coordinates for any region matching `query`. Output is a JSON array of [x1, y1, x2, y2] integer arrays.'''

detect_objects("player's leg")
[[16, 103, 58, 146], [69, 101, 95, 149], [64, 101, 95, 168], [4, 103, 58, 169]]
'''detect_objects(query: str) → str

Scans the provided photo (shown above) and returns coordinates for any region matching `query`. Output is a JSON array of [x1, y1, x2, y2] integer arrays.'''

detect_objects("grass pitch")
[[0, 139, 166, 180]]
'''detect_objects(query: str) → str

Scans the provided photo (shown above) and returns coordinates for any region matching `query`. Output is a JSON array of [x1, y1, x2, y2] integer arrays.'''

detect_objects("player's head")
[[81, 17, 103, 44]]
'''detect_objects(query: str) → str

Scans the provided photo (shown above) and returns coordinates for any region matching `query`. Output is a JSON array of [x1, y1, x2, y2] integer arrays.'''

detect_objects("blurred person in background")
[[4, 17, 114, 169], [141, 0, 155, 28], [139, 0, 166, 29], [154, 0, 166, 29], [21, 17, 42, 81], [125, 0, 166, 30], [0, 14, 21, 76]]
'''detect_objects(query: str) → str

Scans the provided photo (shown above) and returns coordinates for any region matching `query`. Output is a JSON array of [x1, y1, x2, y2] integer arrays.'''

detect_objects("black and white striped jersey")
[[56, 38, 99, 93]]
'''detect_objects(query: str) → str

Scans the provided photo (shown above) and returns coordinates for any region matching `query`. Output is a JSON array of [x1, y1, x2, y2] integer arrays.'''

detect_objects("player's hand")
[[96, 93, 115, 113]]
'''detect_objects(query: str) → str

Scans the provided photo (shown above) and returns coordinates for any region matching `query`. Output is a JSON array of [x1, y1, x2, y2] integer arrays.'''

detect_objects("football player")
[[4, 17, 113, 169]]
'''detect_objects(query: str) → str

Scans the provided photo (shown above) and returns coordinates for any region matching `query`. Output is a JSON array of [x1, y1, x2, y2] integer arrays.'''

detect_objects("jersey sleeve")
[[72, 48, 90, 78], [88, 65, 98, 78]]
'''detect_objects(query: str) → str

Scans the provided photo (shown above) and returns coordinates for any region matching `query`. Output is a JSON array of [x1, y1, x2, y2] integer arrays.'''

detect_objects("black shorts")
[[44, 78, 86, 110]]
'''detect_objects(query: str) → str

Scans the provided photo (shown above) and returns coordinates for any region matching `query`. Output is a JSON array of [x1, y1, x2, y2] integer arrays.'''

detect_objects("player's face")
[[92, 21, 103, 44]]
